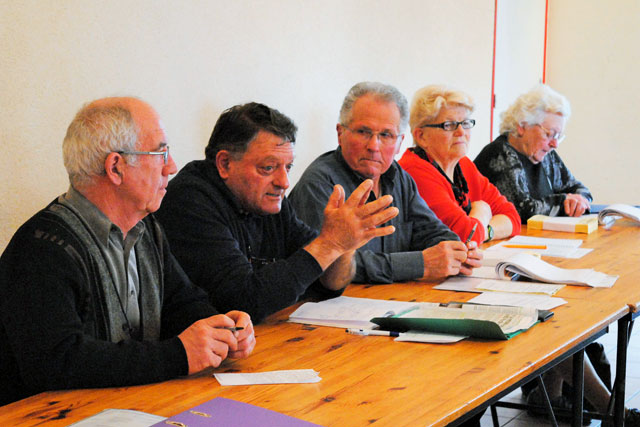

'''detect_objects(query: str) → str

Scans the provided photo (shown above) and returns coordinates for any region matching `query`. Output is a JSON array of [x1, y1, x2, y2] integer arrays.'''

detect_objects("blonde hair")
[[500, 84, 571, 135], [410, 84, 475, 132]]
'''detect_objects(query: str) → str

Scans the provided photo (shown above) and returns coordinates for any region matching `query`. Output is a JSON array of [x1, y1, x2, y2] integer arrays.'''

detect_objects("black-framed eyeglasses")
[[420, 119, 476, 131], [116, 146, 170, 164], [536, 124, 565, 143], [343, 126, 402, 146]]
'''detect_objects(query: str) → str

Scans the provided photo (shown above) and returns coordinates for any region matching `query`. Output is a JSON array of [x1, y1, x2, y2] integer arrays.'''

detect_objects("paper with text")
[[469, 291, 566, 310], [214, 369, 321, 386]]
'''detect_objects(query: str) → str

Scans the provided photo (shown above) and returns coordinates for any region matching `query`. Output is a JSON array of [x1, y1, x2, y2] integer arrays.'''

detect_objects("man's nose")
[[164, 153, 178, 176], [273, 167, 290, 189]]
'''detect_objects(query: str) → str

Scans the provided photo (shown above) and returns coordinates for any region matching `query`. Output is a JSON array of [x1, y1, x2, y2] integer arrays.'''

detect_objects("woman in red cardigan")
[[398, 85, 520, 244]]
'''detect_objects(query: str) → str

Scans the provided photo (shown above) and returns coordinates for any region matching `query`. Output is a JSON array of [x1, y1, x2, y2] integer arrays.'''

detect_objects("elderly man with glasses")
[[475, 84, 592, 222], [0, 97, 256, 406], [290, 82, 482, 285]]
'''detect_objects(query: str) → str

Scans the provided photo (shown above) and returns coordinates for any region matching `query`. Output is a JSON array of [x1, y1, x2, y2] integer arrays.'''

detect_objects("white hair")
[[500, 84, 571, 135], [339, 81, 409, 132], [63, 103, 139, 187]]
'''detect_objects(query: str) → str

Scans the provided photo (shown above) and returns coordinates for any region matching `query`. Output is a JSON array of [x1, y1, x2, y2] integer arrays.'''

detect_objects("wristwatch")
[[485, 225, 494, 242]]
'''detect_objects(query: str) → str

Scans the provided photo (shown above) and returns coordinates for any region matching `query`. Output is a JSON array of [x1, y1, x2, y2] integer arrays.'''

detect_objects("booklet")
[[495, 253, 617, 287], [597, 203, 640, 226], [371, 303, 539, 340]]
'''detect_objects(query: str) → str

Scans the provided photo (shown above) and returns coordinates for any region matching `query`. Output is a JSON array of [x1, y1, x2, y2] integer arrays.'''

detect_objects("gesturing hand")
[[319, 179, 399, 253]]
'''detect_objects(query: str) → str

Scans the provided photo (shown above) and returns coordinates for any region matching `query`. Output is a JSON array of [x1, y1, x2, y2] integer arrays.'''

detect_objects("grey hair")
[[63, 103, 139, 187], [500, 84, 571, 135], [410, 84, 475, 132], [339, 81, 409, 132]]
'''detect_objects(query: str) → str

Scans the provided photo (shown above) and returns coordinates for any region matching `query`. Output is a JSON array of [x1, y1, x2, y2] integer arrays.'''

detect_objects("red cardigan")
[[398, 149, 521, 244]]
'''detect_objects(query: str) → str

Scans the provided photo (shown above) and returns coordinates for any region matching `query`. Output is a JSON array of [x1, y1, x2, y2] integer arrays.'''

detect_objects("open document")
[[597, 203, 640, 226], [371, 304, 539, 340], [495, 253, 617, 287]]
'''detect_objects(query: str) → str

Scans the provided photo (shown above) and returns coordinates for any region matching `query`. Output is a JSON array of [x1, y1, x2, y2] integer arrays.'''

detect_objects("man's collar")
[[204, 161, 255, 217], [59, 186, 145, 245]]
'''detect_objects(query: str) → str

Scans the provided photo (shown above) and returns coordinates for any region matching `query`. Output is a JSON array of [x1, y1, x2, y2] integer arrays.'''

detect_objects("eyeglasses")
[[536, 124, 565, 143], [116, 146, 170, 164], [343, 126, 402, 146], [420, 119, 476, 131]]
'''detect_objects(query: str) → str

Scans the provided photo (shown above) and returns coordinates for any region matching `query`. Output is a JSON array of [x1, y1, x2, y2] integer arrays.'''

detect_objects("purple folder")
[[151, 397, 323, 426]]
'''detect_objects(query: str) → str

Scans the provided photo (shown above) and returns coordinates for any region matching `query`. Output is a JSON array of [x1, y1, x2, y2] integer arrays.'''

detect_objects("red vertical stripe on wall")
[[543, 0, 548, 83], [490, 0, 498, 142]]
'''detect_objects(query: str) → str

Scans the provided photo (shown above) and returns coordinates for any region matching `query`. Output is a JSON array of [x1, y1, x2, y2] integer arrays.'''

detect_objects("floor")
[[480, 320, 640, 426]]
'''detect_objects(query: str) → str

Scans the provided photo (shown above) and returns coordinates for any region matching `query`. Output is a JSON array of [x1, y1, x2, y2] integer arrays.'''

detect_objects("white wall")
[[546, 0, 640, 205], [493, 0, 546, 138], [0, 0, 495, 251]]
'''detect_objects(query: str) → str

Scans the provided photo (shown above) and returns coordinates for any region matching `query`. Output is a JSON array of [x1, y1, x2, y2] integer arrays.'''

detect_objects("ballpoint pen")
[[216, 327, 244, 331], [465, 223, 478, 244], [346, 328, 400, 337]]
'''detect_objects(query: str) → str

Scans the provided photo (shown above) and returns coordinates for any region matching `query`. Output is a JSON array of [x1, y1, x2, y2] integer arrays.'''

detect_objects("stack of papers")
[[527, 214, 598, 234], [496, 253, 617, 287]]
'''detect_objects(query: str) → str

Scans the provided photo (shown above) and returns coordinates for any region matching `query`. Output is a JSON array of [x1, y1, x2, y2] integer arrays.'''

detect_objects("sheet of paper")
[[437, 276, 563, 296], [475, 279, 564, 296], [214, 369, 321, 386], [468, 291, 567, 310], [486, 235, 592, 259], [394, 330, 466, 343], [67, 409, 165, 427]]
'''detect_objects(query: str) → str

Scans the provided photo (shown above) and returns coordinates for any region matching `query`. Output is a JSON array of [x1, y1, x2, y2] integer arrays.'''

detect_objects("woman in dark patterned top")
[[474, 84, 592, 223]]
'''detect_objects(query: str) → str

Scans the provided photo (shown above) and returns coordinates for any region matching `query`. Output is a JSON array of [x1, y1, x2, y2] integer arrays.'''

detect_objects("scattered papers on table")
[[485, 235, 592, 259], [214, 369, 321, 386], [597, 204, 640, 226], [67, 409, 165, 426], [496, 253, 617, 287], [436, 276, 564, 296], [288, 296, 436, 329], [468, 291, 567, 310], [528, 214, 598, 234], [394, 330, 467, 343]]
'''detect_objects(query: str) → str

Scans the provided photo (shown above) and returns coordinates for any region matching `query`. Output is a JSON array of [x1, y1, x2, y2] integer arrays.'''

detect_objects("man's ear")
[[516, 123, 526, 137], [336, 124, 345, 147], [104, 152, 124, 184], [216, 150, 232, 180]]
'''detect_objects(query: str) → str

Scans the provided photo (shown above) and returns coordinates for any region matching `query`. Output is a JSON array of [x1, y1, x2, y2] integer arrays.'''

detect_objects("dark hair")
[[205, 102, 297, 160]]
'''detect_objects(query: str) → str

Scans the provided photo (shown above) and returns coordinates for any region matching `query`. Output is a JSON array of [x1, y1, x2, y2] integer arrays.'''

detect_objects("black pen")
[[465, 223, 478, 244], [217, 327, 244, 331]]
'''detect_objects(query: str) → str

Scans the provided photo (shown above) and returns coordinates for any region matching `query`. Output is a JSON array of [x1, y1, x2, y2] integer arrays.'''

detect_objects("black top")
[[155, 160, 332, 323], [474, 134, 592, 222]]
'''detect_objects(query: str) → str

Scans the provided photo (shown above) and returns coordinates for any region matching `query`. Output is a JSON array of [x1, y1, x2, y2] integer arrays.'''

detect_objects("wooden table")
[[525, 219, 640, 426], [1, 223, 637, 427]]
